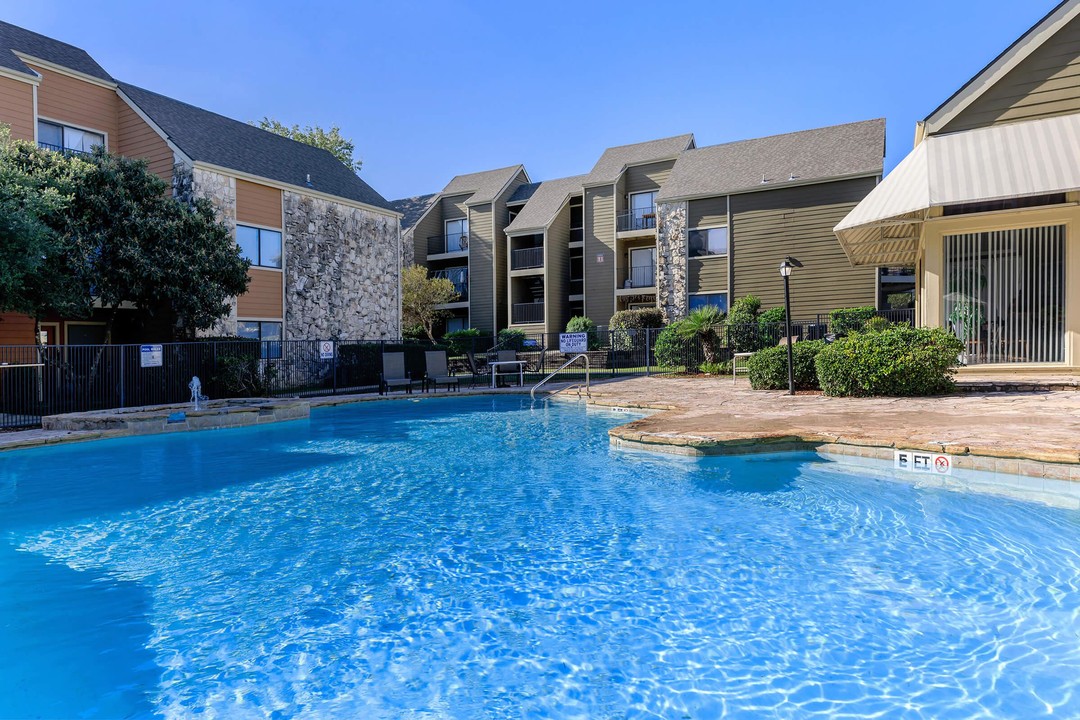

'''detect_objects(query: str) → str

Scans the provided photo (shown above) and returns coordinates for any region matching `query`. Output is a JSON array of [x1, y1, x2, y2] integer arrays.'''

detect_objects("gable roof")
[[504, 175, 587, 235], [118, 82, 393, 211], [507, 181, 541, 205], [584, 134, 695, 185], [655, 119, 885, 203], [923, 0, 1080, 135], [390, 193, 438, 230], [0, 20, 112, 81], [441, 165, 527, 205]]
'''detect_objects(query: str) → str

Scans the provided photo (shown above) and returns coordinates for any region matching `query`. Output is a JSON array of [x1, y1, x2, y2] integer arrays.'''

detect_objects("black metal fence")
[[0, 309, 916, 430]]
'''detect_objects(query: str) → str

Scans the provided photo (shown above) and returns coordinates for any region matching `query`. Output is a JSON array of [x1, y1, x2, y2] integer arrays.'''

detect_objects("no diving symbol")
[[934, 456, 950, 474]]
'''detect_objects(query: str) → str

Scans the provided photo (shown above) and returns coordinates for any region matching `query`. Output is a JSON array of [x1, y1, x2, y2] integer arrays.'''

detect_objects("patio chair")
[[380, 352, 416, 395], [424, 351, 461, 392]]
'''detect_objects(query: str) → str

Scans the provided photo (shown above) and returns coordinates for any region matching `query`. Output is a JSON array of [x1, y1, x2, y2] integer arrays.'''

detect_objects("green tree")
[[402, 265, 458, 341], [678, 305, 726, 364], [69, 149, 250, 341], [0, 128, 93, 342], [252, 117, 362, 174]]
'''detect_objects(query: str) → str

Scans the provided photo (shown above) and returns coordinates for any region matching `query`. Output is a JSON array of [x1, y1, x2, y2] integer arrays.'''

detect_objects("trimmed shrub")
[[566, 315, 601, 351], [887, 291, 914, 310], [862, 316, 892, 333], [829, 306, 877, 337], [497, 328, 527, 351], [609, 307, 665, 351], [815, 326, 965, 397], [443, 328, 481, 356], [726, 294, 763, 352], [403, 324, 426, 340], [747, 340, 825, 391], [654, 319, 696, 371], [758, 306, 786, 325]]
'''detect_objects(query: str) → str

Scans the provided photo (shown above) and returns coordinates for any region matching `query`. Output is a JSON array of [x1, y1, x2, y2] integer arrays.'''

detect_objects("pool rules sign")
[[139, 344, 163, 368]]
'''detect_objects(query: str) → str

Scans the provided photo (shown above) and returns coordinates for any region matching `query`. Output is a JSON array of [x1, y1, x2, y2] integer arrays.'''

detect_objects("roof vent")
[[788, 173, 798, 181], [305, 173, 314, 188], [760, 173, 770, 185]]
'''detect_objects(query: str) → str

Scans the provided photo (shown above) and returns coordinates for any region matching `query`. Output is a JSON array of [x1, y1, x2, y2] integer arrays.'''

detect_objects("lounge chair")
[[424, 351, 461, 392], [380, 352, 416, 395], [493, 349, 524, 387]]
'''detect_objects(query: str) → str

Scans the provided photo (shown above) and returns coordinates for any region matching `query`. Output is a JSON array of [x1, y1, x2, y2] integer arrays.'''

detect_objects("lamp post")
[[779, 256, 803, 395]]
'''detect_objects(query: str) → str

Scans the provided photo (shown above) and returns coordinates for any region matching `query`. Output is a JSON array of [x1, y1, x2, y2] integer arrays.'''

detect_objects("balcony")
[[37, 141, 94, 158], [512, 302, 544, 324], [569, 227, 584, 244], [511, 246, 544, 271], [616, 206, 657, 233], [428, 233, 468, 256], [431, 266, 468, 301], [621, 265, 655, 290]]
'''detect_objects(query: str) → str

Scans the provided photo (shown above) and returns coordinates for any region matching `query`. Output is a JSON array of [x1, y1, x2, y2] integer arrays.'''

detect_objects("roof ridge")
[[0, 20, 105, 68], [600, 132, 693, 152], [689, 118, 885, 153]]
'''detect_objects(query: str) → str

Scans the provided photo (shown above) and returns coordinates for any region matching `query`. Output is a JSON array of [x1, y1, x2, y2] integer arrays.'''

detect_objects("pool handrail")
[[530, 353, 590, 400]]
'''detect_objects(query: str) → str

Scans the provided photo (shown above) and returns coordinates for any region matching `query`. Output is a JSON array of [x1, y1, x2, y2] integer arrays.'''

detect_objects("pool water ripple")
[[2, 396, 1080, 718]]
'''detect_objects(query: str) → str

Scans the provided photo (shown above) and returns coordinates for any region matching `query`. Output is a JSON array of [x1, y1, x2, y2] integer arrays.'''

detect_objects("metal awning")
[[835, 112, 1080, 266]]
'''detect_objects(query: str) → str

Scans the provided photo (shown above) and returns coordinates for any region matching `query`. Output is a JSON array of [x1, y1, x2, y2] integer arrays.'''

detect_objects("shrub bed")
[[747, 340, 825, 390], [829, 306, 877, 337], [815, 326, 964, 397]]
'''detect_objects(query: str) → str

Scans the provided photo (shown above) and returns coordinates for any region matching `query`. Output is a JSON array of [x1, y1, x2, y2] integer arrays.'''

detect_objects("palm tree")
[[679, 306, 726, 364]]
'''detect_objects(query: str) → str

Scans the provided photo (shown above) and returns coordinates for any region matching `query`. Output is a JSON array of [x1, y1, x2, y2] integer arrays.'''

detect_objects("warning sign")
[[894, 449, 952, 476]]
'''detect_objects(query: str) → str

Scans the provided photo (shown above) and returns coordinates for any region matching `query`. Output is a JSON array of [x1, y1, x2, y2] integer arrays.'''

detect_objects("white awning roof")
[[835, 113, 1080, 266]]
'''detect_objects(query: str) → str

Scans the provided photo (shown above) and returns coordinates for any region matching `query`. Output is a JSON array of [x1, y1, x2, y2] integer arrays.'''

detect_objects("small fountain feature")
[[188, 376, 209, 411]]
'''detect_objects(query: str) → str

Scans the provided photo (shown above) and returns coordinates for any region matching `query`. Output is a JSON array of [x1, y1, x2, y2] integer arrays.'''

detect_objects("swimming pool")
[[2, 395, 1080, 718]]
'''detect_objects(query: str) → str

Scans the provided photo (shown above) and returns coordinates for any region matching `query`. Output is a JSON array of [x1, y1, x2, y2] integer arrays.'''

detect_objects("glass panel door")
[[629, 247, 656, 288], [445, 219, 468, 252], [944, 225, 1066, 364]]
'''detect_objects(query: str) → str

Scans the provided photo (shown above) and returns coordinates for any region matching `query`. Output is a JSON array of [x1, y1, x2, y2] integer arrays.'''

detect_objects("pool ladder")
[[530, 353, 591, 400]]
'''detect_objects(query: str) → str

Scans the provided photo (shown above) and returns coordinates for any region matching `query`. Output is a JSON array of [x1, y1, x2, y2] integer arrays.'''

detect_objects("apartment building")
[[838, 0, 1080, 370], [400, 120, 885, 335], [392, 165, 531, 335], [0, 21, 401, 345]]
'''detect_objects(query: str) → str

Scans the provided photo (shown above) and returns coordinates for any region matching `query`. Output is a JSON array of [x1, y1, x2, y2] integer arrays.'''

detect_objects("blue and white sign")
[[140, 344, 163, 368], [559, 332, 588, 354], [319, 340, 335, 360]]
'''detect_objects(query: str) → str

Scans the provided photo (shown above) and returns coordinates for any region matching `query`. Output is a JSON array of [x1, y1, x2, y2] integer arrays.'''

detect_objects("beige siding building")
[[837, 0, 1080, 371]]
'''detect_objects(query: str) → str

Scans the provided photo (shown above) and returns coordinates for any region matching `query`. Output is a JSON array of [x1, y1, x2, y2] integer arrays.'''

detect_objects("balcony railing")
[[617, 206, 656, 232], [428, 233, 468, 256], [512, 302, 545, 324], [622, 265, 655, 289], [511, 246, 544, 270], [37, 141, 94, 158], [431, 267, 468, 301], [569, 227, 584, 244]]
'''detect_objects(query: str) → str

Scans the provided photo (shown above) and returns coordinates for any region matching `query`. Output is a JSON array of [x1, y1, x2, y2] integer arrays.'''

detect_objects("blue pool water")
[[2, 396, 1080, 718]]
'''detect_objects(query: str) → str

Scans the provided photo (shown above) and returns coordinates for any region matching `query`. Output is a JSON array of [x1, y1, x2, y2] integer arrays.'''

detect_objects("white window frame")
[[36, 117, 108, 152]]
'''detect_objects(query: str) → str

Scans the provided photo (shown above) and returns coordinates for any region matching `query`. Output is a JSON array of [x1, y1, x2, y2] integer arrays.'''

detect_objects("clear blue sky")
[[2, 1, 1054, 201]]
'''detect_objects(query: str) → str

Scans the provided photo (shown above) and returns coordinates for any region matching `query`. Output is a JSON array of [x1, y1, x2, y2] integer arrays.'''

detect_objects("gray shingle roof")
[[584, 134, 695, 185], [655, 119, 885, 202], [507, 181, 541, 205], [0, 21, 112, 80], [390, 193, 438, 230], [504, 175, 587, 235], [119, 82, 393, 211], [441, 165, 526, 205]]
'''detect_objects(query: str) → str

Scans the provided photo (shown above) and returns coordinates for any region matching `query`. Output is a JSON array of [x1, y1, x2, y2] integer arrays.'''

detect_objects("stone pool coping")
[[4, 378, 1079, 488]]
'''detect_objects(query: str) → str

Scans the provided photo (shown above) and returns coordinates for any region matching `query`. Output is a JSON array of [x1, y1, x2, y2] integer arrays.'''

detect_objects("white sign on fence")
[[894, 449, 952, 476], [319, 340, 335, 360], [560, 332, 588, 354], [140, 344, 163, 368]]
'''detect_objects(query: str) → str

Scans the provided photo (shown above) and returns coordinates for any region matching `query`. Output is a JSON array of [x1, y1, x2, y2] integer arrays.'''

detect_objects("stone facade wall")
[[656, 201, 688, 322], [401, 227, 415, 268], [189, 166, 239, 336], [283, 192, 400, 340]]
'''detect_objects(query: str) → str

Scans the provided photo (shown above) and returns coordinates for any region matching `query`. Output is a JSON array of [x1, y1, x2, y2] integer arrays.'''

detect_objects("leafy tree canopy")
[[402, 264, 458, 341], [252, 117, 363, 174]]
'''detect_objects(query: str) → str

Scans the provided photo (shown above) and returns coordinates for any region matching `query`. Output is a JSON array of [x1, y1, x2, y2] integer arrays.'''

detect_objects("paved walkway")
[[589, 376, 1080, 474]]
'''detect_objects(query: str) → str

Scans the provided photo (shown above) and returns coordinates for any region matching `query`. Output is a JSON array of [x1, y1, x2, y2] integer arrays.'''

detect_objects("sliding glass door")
[[943, 225, 1066, 364]]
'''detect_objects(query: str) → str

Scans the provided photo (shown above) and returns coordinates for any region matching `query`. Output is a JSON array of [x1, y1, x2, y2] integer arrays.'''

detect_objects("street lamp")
[[779, 256, 803, 395]]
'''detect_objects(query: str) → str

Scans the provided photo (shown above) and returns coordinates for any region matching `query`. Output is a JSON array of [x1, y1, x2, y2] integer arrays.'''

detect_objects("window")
[[628, 191, 656, 230], [445, 316, 467, 333], [237, 320, 282, 359], [445, 219, 468, 252], [569, 255, 583, 281], [37, 120, 105, 154], [689, 293, 728, 312], [236, 225, 282, 268], [569, 197, 584, 243], [627, 247, 655, 288], [688, 227, 728, 257]]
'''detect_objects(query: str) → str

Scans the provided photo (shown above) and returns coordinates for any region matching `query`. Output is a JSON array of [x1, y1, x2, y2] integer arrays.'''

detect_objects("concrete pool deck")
[[588, 376, 1080, 480]]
